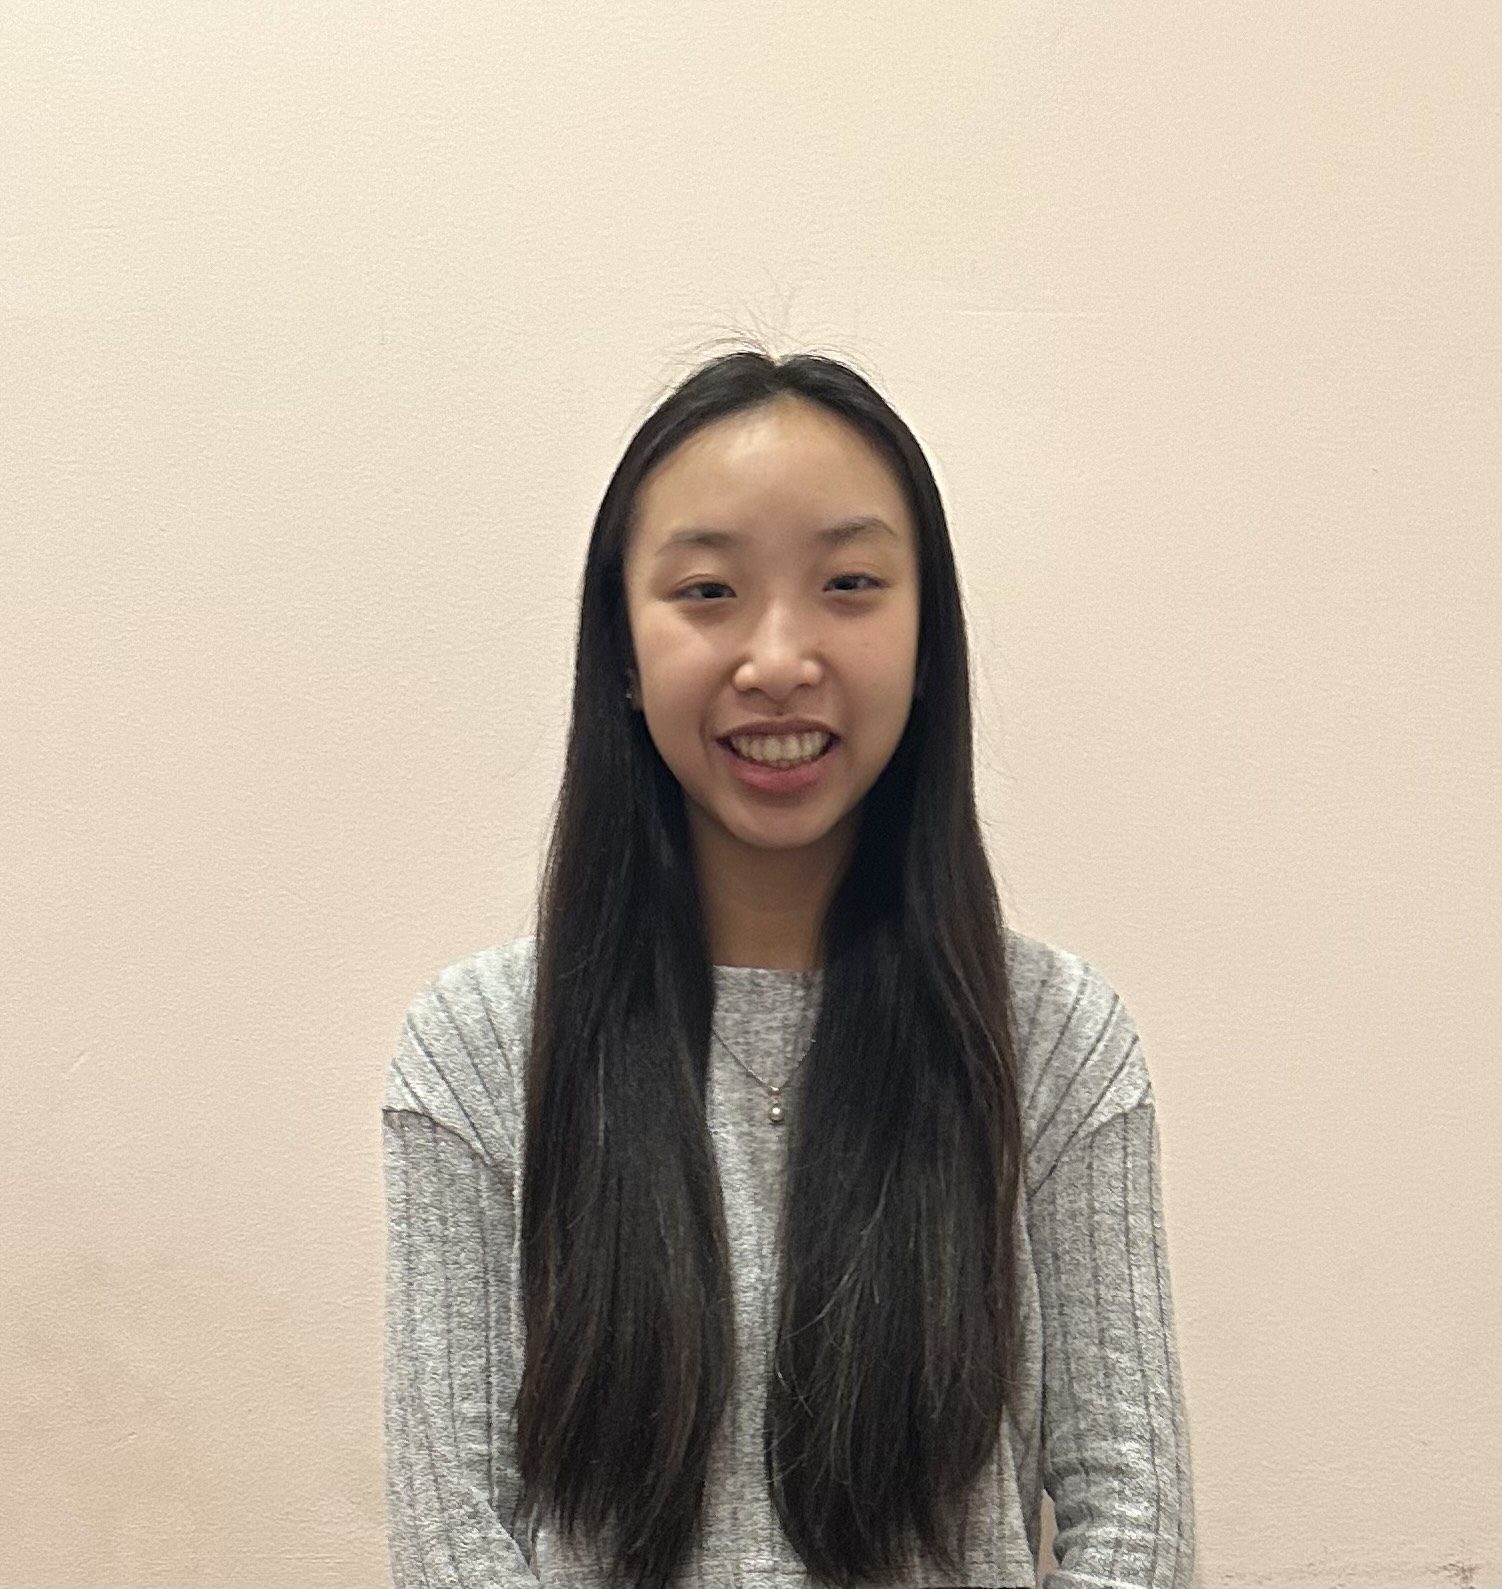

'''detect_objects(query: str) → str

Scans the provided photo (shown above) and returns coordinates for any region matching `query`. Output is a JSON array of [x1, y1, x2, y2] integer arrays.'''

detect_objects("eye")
[[672, 574, 887, 601]]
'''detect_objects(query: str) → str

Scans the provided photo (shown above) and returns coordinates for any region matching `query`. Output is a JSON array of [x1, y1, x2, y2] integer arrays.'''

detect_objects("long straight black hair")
[[514, 345, 1025, 1589]]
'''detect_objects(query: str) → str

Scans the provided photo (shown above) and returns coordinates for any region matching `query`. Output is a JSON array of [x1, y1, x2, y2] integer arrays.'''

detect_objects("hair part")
[[514, 342, 1025, 1589]]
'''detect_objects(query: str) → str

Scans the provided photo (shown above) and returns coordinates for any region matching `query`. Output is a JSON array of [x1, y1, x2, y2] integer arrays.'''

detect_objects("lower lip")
[[716, 736, 839, 794]]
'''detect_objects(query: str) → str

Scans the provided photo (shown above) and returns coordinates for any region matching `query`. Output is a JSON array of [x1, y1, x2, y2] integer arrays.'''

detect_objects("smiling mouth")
[[718, 734, 839, 768]]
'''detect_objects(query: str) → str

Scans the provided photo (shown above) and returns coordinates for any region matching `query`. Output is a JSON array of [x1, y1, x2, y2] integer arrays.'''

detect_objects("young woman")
[[383, 347, 1196, 1589]]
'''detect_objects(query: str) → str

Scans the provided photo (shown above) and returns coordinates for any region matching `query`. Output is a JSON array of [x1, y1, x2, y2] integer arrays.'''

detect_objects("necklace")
[[710, 995, 816, 1125]]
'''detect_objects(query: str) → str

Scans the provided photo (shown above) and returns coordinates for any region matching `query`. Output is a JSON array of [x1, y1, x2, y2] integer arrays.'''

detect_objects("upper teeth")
[[728, 731, 832, 764]]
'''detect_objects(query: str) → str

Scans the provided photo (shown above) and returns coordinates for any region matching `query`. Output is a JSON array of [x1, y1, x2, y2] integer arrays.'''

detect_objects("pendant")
[[767, 1088, 784, 1125]]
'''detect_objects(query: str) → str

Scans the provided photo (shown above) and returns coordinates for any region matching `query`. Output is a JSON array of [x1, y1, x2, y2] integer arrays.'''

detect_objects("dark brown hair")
[[514, 344, 1024, 1589]]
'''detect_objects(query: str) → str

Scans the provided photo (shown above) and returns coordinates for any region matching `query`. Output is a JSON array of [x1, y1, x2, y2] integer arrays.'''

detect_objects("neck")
[[692, 809, 857, 971]]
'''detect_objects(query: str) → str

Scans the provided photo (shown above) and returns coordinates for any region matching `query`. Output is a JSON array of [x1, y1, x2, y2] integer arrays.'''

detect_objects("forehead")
[[630, 401, 913, 552]]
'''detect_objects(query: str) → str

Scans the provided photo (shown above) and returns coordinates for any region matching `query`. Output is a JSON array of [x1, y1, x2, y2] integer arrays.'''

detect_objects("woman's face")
[[621, 397, 921, 863]]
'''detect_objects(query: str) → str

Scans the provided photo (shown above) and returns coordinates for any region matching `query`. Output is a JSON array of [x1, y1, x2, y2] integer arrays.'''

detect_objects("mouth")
[[716, 732, 840, 766], [714, 733, 840, 794]]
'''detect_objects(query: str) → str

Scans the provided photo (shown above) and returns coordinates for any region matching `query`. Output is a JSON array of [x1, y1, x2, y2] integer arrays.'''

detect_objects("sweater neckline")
[[711, 963, 823, 983]]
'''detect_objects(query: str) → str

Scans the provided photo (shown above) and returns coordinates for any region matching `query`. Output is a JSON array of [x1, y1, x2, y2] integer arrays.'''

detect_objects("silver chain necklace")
[[710, 996, 816, 1125]]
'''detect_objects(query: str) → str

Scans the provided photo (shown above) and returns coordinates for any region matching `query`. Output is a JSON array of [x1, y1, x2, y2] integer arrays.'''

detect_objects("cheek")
[[637, 624, 709, 686]]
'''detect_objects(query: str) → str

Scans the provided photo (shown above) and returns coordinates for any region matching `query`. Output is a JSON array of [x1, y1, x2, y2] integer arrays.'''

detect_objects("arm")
[[1031, 1101, 1197, 1589], [383, 1106, 543, 1588]]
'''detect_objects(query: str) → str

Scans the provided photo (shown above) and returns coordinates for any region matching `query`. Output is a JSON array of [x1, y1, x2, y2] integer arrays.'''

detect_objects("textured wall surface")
[[3, 2, 1498, 1585]]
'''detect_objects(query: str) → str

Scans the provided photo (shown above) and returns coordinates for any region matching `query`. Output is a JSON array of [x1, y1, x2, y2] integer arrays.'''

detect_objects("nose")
[[733, 603, 824, 698]]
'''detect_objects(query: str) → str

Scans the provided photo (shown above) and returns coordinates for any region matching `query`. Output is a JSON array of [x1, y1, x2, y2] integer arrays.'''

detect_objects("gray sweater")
[[383, 927, 1196, 1588]]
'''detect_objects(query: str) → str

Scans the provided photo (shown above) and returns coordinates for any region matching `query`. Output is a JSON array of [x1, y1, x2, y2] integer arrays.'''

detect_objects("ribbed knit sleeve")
[[383, 1106, 541, 1588], [1028, 1100, 1196, 1589]]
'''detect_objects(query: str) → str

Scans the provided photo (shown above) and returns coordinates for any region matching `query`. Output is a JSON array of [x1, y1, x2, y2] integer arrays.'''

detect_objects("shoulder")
[[381, 934, 537, 1165], [1004, 925, 1156, 1183]]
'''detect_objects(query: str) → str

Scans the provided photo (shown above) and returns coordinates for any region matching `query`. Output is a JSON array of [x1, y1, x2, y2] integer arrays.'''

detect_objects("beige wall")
[[4, 3, 1498, 1585]]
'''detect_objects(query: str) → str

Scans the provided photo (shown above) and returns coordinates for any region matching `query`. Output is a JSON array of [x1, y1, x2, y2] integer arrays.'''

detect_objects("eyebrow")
[[652, 515, 899, 559]]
